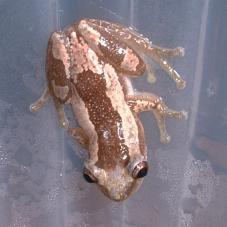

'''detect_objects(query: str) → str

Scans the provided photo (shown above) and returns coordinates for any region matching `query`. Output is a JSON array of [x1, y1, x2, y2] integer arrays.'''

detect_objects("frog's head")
[[82, 119, 148, 201], [83, 157, 148, 201]]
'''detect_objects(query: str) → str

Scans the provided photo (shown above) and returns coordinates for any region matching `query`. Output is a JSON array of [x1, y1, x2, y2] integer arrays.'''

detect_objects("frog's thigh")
[[68, 127, 89, 149], [78, 20, 145, 76], [126, 94, 187, 143], [30, 87, 50, 112]]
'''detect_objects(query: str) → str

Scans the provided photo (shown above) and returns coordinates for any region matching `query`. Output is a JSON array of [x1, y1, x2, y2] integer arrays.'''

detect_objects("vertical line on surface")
[[178, 1, 210, 227], [187, 0, 210, 144], [129, 0, 135, 26], [48, 0, 62, 30]]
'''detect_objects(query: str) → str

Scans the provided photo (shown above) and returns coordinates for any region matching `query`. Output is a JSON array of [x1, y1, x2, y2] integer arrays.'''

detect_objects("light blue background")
[[0, 0, 226, 226]]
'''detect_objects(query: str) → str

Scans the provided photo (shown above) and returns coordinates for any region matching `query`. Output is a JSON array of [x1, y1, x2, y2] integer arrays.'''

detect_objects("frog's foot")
[[148, 46, 185, 89], [117, 31, 186, 89], [30, 87, 50, 112], [150, 45, 185, 58], [140, 46, 186, 89], [148, 51, 186, 89], [127, 94, 187, 143]]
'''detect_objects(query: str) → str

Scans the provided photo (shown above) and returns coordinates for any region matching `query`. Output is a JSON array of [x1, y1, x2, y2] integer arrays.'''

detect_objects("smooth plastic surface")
[[0, 0, 227, 226]]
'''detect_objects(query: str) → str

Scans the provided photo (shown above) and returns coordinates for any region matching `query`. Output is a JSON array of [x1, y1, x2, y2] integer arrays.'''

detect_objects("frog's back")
[[74, 68, 122, 126], [72, 64, 144, 169]]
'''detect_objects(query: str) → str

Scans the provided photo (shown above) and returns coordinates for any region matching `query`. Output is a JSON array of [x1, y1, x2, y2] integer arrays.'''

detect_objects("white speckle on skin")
[[121, 47, 139, 72], [78, 20, 101, 45], [70, 35, 102, 77], [51, 32, 71, 79], [86, 49, 103, 74]]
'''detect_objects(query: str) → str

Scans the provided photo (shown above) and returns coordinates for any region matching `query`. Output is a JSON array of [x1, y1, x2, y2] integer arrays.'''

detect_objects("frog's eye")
[[83, 168, 98, 183], [131, 161, 149, 179]]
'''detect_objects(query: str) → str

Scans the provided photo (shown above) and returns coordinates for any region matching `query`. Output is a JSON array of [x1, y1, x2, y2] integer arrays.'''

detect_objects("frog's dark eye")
[[83, 168, 98, 183], [131, 161, 149, 179]]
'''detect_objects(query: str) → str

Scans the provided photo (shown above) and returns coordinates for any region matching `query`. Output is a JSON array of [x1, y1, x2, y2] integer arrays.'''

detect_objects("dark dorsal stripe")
[[75, 69, 130, 169]]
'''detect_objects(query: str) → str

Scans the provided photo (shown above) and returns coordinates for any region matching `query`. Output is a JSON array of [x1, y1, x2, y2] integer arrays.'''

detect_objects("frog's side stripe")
[[70, 86, 99, 164], [102, 63, 141, 160]]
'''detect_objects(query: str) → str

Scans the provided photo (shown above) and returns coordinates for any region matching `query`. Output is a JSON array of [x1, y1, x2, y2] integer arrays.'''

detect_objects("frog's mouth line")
[[97, 177, 143, 201]]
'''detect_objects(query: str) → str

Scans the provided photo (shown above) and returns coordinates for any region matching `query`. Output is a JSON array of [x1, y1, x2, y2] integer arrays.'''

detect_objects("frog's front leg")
[[127, 94, 187, 143], [53, 97, 69, 128], [30, 89, 69, 128], [30, 87, 50, 112]]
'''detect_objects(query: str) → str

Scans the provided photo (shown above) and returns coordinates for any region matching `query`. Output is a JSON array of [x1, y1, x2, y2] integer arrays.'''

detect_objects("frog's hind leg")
[[93, 20, 186, 89], [127, 94, 187, 143], [80, 19, 186, 88], [30, 87, 50, 112]]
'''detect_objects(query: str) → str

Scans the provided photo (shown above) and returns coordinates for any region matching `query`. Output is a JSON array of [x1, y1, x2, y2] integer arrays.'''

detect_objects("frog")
[[30, 19, 187, 201]]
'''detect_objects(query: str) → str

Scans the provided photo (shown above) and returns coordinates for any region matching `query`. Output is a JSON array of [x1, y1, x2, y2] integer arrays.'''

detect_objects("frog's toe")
[[160, 133, 171, 144]]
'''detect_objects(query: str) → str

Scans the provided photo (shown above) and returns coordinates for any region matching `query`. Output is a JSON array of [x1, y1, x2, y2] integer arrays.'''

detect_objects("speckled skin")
[[30, 19, 187, 201]]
